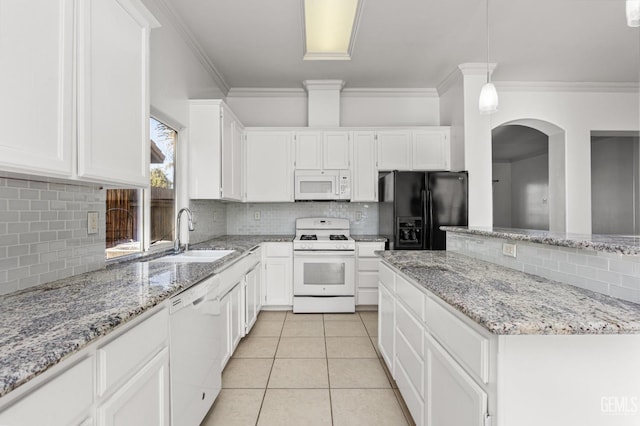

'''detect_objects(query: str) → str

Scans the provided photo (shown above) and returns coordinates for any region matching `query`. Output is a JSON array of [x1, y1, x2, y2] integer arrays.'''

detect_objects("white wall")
[[226, 89, 440, 127], [492, 87, 639, 233], [141, 0, 223, 240]]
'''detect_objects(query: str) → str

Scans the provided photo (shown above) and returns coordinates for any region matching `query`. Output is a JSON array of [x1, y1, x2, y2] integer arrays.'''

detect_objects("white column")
[[458, 63, 497, 228]]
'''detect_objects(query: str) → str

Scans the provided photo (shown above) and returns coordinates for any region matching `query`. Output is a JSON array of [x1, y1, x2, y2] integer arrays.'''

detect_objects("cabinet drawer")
[[357, 243, 384, 257], [425, 297, 489, 384], [98, 308, 169, 396], [358, 271, 378, 288], [358, 258, 379, 272], [357, 289, 378, 305], [396, 301, 424, 358], [396, 274, 425, 321], [264, 243, 292, 258], [395, 342, 424, 426], [379, 262, 395, 292], [0, 356, 94, 426], [396, 328, 424, 397]]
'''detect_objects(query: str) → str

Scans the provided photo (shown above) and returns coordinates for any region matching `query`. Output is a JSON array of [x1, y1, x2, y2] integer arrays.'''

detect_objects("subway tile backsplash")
[[447, 233, 640, 304], [189, 199, 228, 244], [0, 177, 105, 295], [225, 201, 378, 235]]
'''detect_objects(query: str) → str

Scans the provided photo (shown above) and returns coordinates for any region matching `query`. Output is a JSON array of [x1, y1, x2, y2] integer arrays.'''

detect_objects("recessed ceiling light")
[[302, 0, 363, 60]]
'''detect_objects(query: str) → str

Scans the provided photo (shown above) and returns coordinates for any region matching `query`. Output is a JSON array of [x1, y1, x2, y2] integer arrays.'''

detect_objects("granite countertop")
[[442, 226, 640, 255], [0, 235, 294, 398], [351, 235, 387, 242], [378, 250, 640, 335]]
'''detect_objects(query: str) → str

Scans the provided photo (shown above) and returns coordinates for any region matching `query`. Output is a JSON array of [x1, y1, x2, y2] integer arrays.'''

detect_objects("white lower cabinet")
[[0, 356, 94, 426], [356, 241, 385, 305], [230, 282, 243, 350], [245, 262, 261, 333], [219, 281, 242, 369], [424, 333, 487, 426], [262, 243, 293, 307], [0, 306, 170, 426], [379, 261, 490, 426], [96, 348, 170, 426]]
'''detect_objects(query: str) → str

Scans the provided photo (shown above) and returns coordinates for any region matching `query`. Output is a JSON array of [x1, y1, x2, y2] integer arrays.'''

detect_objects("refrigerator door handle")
[[428, 191, 434, 249]]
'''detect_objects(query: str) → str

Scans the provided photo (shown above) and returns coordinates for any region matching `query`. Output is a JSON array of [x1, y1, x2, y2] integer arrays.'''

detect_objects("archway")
[[491, 119, 566, 232]]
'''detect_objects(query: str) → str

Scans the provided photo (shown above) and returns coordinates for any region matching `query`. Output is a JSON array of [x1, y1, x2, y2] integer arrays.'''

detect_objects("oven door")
[[293, 251, 355, 296], [294, 171, 339, 200]]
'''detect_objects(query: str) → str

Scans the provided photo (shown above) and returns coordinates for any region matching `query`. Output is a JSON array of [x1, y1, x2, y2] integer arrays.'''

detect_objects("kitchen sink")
[[151, 249, 236, 263]]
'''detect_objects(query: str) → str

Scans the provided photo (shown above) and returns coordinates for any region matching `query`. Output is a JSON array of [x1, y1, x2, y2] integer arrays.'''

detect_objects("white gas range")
[[292, 218, 356, 313]]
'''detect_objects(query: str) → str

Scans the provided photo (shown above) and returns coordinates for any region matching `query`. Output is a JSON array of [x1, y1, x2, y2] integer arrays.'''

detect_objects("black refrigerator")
[[378, 171, 468, 250]]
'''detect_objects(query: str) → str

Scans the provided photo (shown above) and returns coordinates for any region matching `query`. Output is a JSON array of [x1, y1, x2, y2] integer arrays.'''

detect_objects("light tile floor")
[[201, 310, 415, 426]]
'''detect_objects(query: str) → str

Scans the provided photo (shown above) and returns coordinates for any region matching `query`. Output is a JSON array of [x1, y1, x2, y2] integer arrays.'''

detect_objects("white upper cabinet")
[[294, 130, 350, 170], [76, 0, 155, 187], [352, 131, 378, 202], [323, 131, 351, 169], [189, 100, 243, 200], [412, 128, 450, 171], [245, 131, 294, 202], [378, 128, 450, 171], [377, 130, 413, 170], [0, 0, 157, 187], [294, 131, 322, 169], [0, 0, 75, 178]]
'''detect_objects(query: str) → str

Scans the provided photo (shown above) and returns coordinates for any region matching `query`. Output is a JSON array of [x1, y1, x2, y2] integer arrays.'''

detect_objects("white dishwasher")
[[169, 274, 222, 426]]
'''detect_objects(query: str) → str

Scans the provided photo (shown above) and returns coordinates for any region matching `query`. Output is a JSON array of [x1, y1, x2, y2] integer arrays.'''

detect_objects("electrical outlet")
[[254, 211, 261, 220], [87, 211, 99, 235], [355, 211, 362, 221], [502, 243, 517, 258]]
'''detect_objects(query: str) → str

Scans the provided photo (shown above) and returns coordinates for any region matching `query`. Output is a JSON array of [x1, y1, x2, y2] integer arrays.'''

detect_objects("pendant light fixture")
[[479, 0, 498, 114], [627, 0, 640, 27]]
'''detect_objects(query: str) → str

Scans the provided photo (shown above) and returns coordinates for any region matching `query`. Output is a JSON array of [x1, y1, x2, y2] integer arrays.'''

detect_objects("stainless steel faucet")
[[174, 207, 195, 254]]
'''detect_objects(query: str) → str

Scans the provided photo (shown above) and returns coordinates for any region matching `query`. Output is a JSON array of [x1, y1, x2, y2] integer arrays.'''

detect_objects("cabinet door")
[[264, 259, 292, 306], [245, 131, 294, 202], [245, 265, 260, 333], [230, 282, 243, 350], [219, 293, 232, 368], [378, 283, 395, 375], [352, 132, 377, 202], [295, 131, 322, 169], [0, 0, 74, 177], [221, 107, 234, 199], [377, 131, 412, 171], [189, 101, 222, 199], [413, 129, 450, 171], [323, 131, 351, 169], [77, 0, 151, 186], [97, 347, 170, 426], [231, 122, 243, 200], [424, 333, 488, 426]]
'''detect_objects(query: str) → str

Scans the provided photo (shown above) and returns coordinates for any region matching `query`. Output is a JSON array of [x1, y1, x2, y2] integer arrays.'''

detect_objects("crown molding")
[[303, 80, 346, 91], [458, 62, 497, 76], [496, 81, 640, 93], [341, 88, 438, 98], [227, 88, 307, 98], [153, 0, 230, 95], [436, 68, 464, 96]]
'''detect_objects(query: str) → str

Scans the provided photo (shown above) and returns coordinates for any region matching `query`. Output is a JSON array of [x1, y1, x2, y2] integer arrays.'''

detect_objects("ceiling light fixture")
[[479, 0, 498, 114], [627, 0, 640, 27], [302, 0, 363, 60]]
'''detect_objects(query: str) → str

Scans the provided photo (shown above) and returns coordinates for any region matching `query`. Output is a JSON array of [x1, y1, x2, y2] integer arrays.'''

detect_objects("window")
[[105, 118, 178, 259]]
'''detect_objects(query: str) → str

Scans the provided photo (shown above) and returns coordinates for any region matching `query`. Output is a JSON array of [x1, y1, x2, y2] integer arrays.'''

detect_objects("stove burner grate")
[[300, 235, 317, 240], [329, 235, 348, 241]]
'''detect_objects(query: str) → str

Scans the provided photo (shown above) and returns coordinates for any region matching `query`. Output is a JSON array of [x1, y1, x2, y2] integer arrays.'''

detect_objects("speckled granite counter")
[[0, 235, 293, 398], [351, 235, 387, 242], [378, 250, 640, 335], [442, 226, 640, 255]]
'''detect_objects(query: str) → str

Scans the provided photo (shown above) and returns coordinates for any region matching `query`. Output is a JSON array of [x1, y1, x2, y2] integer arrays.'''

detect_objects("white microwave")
[[294, 170, 351, 201]]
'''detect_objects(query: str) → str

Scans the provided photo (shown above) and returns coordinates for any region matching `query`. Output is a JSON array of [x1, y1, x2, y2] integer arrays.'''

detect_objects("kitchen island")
[[377, 230, 640, 426]]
